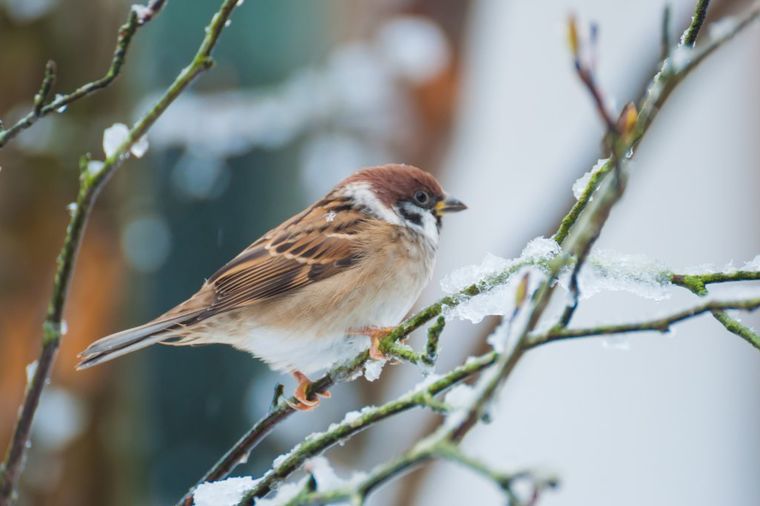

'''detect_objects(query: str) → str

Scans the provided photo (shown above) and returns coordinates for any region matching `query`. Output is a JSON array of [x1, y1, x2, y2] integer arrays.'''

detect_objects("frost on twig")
[[572, 158, 609, 200], [103, 123, 149, 159], [194, 476, 260, 506], [440, 237, 560, 323]]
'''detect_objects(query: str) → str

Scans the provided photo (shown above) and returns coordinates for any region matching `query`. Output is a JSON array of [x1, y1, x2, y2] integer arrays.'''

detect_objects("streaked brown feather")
[[198, 201, 368, 316]]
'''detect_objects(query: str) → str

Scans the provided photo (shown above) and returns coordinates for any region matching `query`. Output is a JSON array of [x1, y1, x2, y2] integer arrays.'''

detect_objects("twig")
[[269, 384, 285, 412], [560, 18, 642, 327], [567, 16, 617, 133], [672, 268, 760, 349], [32, 61, 57, 116], [561, 1, 760, 247], [670, 270, 760, 296], [634, 1, 760, 147], [680, 0, 710, 47], [0, 2, 241, 504], [0, 3, 166, 149], [422, 316, 445, 368], [528, 297, 760, 349], [177, 261, 539, 503], [236, 353, 498, 503], [661, 4, 673, 61], [710, 310, 760, 350]]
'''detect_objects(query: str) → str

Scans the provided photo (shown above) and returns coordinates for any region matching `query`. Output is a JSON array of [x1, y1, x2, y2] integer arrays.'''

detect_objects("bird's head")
[[338, 164, 466, 243]]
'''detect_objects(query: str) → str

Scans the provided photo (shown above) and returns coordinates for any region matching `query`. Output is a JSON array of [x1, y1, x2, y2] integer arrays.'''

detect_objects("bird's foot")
[[348, 326, 396, 361], [289, 370, 330, 411]]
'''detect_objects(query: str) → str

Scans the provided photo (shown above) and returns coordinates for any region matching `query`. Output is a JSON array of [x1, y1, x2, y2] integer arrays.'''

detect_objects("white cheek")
[[343, 182, 401, 225], [418, 210, 440, 244], [398, 201, 439, 246]]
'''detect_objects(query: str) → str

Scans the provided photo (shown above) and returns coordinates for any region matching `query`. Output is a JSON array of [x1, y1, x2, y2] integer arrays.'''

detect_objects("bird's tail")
[[76, 312, 203, 370]]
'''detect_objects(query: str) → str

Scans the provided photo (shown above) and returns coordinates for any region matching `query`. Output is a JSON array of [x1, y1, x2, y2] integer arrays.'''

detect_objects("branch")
[[671, 269, 760, 349], [236, 291, 760, 505], [235, 353, 498, 504], [680, 0, 710, 47], [0, 2, 167, 149], [710, 310, 760, 350], [276, 289, 760, 506], [635, 1, 760, 147], [195, 263, 760, 504], [0, 2, 240, 503], [527, 297, 760, 349], [557, 0, 760, 246], [670, 270, 760, 296], [440, 0, 760, 445], [661, 3, 673, 61], [185, 1, 760, 502]]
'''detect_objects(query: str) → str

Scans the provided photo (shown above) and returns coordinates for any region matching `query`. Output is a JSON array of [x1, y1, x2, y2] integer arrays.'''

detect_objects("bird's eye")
[[413, 190, 430, 206]]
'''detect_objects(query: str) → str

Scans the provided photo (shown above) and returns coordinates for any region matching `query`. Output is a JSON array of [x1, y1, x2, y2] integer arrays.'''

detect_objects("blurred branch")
[[661, 3, 673, 60], [561, 16, 642, 327], [185, 2, 760, 504], [681, 0, 710, 47], [0, 2, 166, 149], [555, 0, 760, 246], [634, 1, 760, 146], [0, 1, 241, 503], [528, 297, 760, 349]]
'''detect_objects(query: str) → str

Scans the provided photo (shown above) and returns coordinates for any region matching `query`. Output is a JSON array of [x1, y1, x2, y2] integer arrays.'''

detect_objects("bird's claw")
[[289, 371, 330, 411]]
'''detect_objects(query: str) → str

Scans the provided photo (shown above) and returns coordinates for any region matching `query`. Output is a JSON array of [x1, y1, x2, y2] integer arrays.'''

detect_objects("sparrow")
[[77, 164, 466, 409]]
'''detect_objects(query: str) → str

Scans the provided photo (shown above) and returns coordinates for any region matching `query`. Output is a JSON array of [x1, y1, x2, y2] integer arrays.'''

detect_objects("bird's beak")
[[434, 196, 467, 216]]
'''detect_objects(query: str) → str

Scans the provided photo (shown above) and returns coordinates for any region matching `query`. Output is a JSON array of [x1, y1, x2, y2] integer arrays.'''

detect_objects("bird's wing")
[[202, 200, 368, 315]]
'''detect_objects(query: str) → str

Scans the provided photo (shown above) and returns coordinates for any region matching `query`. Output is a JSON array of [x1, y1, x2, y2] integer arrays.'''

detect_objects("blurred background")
[[0, 0, 758, 505]]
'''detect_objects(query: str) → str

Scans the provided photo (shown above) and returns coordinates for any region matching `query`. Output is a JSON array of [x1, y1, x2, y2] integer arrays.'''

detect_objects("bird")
[[77, 164, 466, 409]]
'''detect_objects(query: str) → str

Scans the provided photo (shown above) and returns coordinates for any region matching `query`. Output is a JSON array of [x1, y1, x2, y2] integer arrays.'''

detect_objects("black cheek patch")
[[399, 207, 423, 227]]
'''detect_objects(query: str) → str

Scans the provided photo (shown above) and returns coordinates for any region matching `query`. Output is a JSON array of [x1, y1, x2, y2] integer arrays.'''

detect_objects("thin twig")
[[661, 3, 673, 60], [710, 310, 760, 350], [422, 316, 445, 368], [528, 297, 760, 348], [671, 269, 760, 350], [0, 2, 241, 503], [0, 3, 166, 149], [680, 0, 711, 47], [32, 61, 57, 116], [670, 270, 760, 295], [237, 353, 498, 503]]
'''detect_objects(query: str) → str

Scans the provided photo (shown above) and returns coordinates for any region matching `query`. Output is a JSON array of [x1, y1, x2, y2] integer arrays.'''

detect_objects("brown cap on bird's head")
[[341, 164, 466, 215]]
